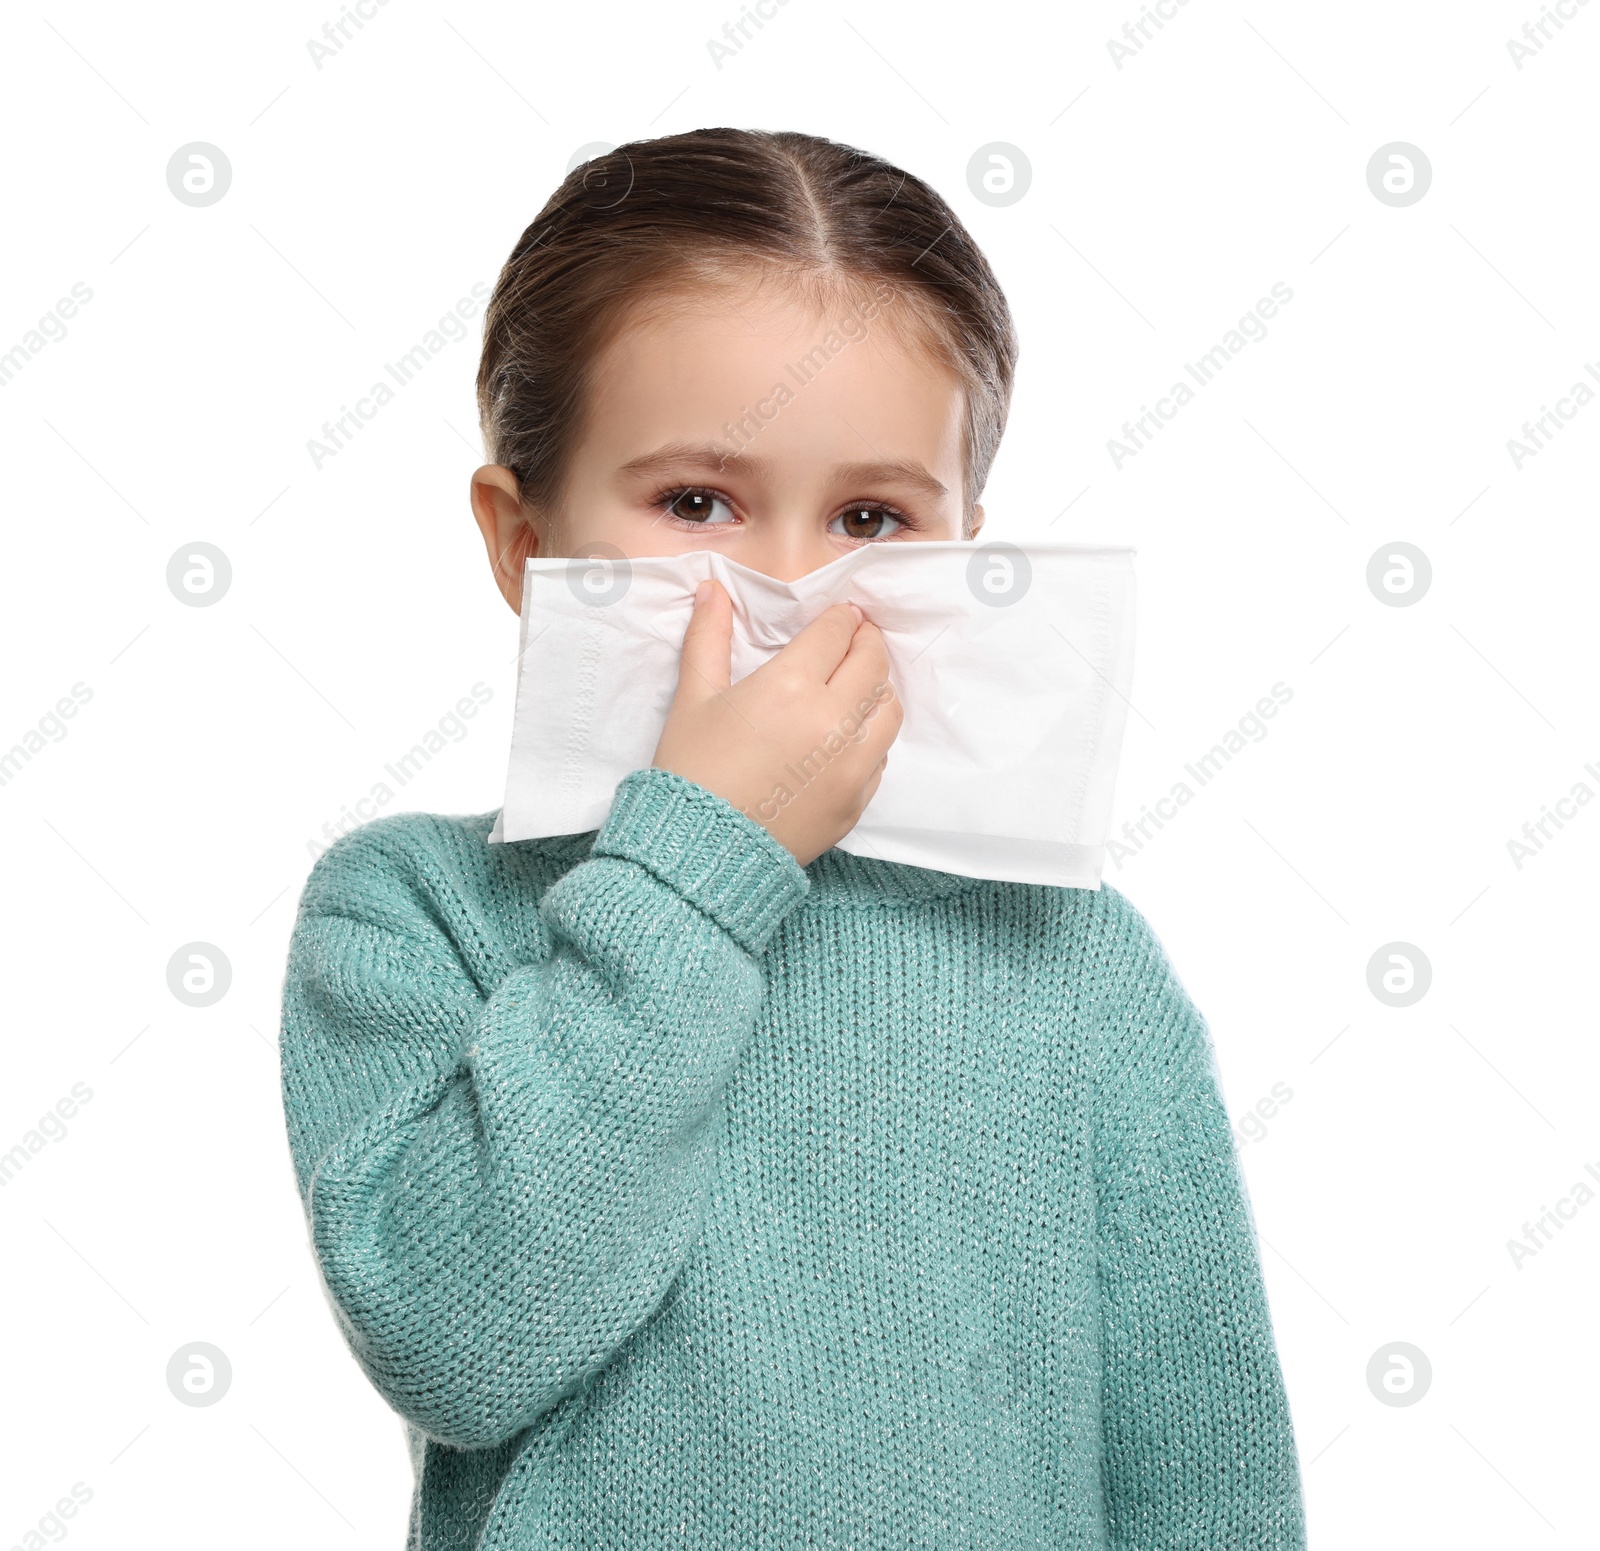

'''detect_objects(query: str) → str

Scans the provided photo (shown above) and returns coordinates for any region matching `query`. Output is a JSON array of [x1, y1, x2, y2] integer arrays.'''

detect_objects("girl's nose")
[[730, 527, 844, 584]]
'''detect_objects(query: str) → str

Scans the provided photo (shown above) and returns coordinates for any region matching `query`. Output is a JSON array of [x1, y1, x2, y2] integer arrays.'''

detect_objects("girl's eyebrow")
[[617, 442, 756, 481], [617, 440, 948, 500]]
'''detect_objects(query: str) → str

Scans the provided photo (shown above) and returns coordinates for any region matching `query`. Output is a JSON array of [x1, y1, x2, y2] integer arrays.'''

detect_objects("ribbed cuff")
[[592, 766, 811, 955]]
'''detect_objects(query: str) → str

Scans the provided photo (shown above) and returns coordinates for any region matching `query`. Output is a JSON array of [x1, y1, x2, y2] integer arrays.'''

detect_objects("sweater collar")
[[802, 844, 985, 903], [505, 820, 984, 903]]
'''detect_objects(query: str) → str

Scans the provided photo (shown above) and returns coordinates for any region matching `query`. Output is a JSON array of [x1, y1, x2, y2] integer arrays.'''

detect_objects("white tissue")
[[488, 539, 1136, 888]]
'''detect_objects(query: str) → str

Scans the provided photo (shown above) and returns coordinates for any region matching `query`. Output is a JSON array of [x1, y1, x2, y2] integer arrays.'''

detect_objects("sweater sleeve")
[[278, 766, 811, 1451], [1091, 889, 1306, 1549]]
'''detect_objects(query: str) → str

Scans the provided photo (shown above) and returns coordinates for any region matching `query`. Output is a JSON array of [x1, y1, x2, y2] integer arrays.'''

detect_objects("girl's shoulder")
[[1076, 881, 1220, 1118], [296, 807, 594, 937]]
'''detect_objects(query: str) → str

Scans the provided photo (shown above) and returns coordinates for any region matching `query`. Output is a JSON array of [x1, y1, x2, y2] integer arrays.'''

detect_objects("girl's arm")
[[1092, 890, 1307, 1549], [278, 766, 810, 1451]]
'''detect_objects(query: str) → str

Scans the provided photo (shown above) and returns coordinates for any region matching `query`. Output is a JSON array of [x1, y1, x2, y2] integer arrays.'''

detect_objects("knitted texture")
[[278, 765, 1306, 1549]]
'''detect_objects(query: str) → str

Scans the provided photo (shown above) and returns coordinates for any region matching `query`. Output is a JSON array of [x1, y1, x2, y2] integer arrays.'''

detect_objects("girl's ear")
[[968, 503, 986, 540], [470, 465, 541, 615]]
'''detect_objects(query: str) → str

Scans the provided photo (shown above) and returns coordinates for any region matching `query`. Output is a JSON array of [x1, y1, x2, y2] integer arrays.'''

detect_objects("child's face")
[[471, 281, 983, 612]]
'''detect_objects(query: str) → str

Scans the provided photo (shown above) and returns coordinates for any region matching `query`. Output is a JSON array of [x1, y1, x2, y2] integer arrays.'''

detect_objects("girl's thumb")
[[678, 576, 731, 695]]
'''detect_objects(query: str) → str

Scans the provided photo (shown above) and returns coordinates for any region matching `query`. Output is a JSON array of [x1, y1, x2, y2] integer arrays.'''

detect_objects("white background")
[[2, 1, 1596, 1546]]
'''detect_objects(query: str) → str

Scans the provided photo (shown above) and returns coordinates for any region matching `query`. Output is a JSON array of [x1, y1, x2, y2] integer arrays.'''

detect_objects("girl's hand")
[[651, 577, 903, 867]]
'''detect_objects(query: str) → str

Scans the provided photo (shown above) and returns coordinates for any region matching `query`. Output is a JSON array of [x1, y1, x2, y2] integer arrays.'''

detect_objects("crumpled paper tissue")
[[489, 539, 1136, 887]]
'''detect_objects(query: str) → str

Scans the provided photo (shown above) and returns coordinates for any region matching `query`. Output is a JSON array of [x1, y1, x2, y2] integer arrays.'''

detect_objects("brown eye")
[[831, 506, 905, 541], [665, 490, 735, 525]]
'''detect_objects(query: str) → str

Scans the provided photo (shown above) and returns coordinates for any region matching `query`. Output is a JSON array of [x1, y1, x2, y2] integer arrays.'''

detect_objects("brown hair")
[[475, 127, 1018, 535]]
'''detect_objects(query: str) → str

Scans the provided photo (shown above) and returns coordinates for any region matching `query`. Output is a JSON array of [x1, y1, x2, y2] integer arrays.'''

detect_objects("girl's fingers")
[[780, 602, 867, 684], [830, 618, 895, 711], [852, 685, 902, 763]]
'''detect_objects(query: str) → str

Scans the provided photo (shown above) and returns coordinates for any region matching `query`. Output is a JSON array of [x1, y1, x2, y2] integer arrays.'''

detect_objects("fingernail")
[[849, 602, 864, 624], [695, 579, 711, 604]]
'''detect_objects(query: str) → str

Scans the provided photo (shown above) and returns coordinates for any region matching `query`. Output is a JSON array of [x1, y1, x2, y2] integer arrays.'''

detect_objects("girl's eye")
[[662, 488, 737, 526], [829, 505, 907, 542]]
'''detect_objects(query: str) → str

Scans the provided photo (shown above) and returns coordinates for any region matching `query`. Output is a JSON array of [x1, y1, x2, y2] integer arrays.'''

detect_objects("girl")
[[279, 127, 1306, 1549]]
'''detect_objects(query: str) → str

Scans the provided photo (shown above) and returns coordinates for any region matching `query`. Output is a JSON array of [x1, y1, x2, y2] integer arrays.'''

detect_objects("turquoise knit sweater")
[[278, 764, 1306, 1549]]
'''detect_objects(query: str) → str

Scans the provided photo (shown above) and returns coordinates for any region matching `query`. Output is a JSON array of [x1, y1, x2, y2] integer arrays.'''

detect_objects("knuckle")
[[766, 663, 805, 698]]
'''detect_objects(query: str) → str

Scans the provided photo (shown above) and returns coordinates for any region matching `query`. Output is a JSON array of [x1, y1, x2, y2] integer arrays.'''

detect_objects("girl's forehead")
[[589, 301, 965, 441], [615, 268, 941, 353]]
